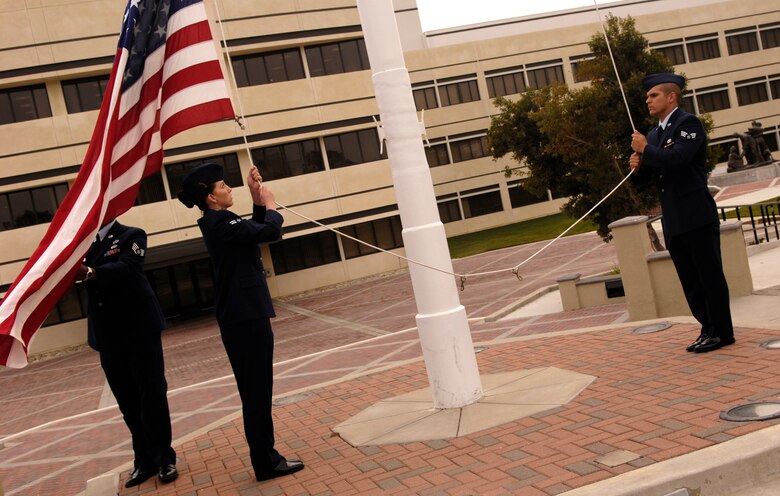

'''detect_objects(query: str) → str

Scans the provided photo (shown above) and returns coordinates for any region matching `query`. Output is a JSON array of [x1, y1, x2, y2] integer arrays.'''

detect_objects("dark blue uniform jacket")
[[84, 222, 166, 351], [198, 205, 283, 327], [632, 108, 718, 239]]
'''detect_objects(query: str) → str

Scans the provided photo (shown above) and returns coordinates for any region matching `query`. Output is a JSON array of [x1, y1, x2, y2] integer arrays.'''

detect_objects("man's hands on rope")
[[247, 165, 277, 211], [630, 130, 648, 173]]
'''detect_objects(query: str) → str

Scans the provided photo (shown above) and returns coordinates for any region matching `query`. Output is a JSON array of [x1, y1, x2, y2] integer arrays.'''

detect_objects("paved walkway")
[[0, 179, 779, 495]]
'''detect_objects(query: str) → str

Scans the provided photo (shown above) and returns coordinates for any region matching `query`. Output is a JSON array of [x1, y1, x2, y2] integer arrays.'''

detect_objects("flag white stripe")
[[162, 40, 221, 81], [167, 2, 208, 38], [160, 80, 230, 124]]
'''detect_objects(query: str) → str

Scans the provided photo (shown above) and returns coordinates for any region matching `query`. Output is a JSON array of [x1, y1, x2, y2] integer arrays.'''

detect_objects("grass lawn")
[[447, 213, 598, 259]]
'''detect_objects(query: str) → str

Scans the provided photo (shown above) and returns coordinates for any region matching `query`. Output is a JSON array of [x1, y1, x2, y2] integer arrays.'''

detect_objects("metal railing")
[[719, 201, 780, 245]]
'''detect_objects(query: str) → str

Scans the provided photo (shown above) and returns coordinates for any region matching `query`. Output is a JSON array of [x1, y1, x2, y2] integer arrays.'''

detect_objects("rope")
[[208, 0, 636, 289], [593, 0, 635, 131], [212, 1, 254, 166]]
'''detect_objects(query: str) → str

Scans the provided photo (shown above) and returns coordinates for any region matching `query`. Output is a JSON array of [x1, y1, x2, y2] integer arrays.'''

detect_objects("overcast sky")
[[416, 0, 623, 31]]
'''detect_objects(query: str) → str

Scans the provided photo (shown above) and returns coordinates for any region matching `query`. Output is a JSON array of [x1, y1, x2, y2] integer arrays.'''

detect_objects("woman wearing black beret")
[[178, 162, 304, 481]]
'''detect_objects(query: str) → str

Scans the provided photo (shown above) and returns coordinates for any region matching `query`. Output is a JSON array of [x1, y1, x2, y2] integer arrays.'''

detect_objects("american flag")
[[0, 0, 234, 368]]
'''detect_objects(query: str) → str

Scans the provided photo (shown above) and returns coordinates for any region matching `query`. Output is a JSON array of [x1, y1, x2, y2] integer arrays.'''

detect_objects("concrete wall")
[[602, 216, 752, 321]]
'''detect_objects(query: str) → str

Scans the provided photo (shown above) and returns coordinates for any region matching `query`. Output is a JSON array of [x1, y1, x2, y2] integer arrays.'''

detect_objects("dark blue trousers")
[[99, 334, 176, 470], [667, 223, 734, 340], [220, 318, 283, 473]]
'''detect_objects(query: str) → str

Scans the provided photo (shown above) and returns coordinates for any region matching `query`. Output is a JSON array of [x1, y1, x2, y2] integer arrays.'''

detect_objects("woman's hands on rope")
[[247, 165, 277, 211]]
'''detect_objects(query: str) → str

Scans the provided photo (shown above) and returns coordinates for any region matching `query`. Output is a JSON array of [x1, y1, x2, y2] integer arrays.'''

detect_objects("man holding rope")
[[629, 73, 735, 354]]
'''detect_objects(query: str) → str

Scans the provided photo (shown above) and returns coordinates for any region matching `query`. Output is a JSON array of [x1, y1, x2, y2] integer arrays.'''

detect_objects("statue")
[[726, 145, 745, 172], [731, 120, 775, 171]]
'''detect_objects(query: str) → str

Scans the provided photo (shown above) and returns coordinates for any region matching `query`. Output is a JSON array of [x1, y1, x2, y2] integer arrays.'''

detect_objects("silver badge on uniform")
[[132, 242, 145, 256]]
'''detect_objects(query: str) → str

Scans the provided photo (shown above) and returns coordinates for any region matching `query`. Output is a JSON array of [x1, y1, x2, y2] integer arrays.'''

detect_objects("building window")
[[147, 259, 215, 319], [135, 171, 167, 205], [651, 40, 686, 65], [569, 55, 593, 83], [232, 48, 305, 87], [413, 82, 438, 110], [486, 67, 526, 98], [763, 128, 779, 152], [340, 216, 403, 259], [695, 86, 730, 112], [438, 75, 480, 107], [0, 183, 69, 231], [449, 134, 490, 163], [0, 84, 52, 125], [324, 128, 386, 169], [760, 23, 780, 49], [686, 35, 720, 62], [269, 231, 340, 275], [770, 75, 780, 99], [251, 139, 324, 181], [735, 78, 769, 106], [681, 93, 696, 113], [305, 38, 370, 77], [461, 186, 503, 219], [165, 153, 243, 197], [425, 142, 450, 167], [436, 195, 462, 223], [62, 75, 109, 113], [526, 60, 565, 89], [42, 284, 87, 327], [508, 180, 548, 208], [726, 30, 759, 55]]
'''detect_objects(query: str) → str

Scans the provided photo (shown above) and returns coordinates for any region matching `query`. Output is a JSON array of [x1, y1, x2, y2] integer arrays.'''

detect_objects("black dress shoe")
[[694, 336, 735, 353], [125, 467, 155, 488], [158, 464, 179, 484], [256, 459, 304, 481], [686, 334, 706, 352]]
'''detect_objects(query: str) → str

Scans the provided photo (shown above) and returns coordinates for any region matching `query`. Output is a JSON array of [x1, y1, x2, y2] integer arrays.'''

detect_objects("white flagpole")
[[356, 0, 483, 409]]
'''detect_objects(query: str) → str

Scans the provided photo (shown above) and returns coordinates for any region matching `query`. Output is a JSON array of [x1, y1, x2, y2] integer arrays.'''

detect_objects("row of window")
[[0, 183, 69, 231], [649, 22, 780, 66], [679, 72, 780, 114], [232, 38, 371, 87], [0, 38, 372, 125], [0, 126, 388, 231], [6, 19, 779, 127]]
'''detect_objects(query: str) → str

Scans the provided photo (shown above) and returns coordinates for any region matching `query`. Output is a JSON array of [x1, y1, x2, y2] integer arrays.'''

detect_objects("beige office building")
[[1, 0, 779, 351]]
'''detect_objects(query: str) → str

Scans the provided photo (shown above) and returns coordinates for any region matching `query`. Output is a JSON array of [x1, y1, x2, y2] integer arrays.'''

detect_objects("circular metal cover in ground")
[[760, 338, 780, 350], [632, 322, 672, 334], [720, 402, 780, 422]]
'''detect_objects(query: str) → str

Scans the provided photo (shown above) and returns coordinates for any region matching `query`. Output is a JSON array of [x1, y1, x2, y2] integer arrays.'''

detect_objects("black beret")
[[177, 162, 223, 208], [642, 73, 685, 91]]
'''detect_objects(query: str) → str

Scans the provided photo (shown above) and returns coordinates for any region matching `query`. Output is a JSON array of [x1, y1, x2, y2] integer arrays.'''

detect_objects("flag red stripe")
[[165, 20, 213, 58], [161, 99, 233, 142]]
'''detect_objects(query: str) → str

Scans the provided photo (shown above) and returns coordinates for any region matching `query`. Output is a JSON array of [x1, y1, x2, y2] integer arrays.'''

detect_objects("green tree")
[[488, 15, 716, 242]]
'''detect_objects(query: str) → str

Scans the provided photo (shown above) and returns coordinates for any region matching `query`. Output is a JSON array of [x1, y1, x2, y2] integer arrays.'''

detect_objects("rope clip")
[[511, 267, 523, 281], [459, 275, 467, 291]]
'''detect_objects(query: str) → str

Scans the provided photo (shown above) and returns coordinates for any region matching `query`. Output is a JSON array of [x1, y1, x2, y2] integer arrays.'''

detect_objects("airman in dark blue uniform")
[[177, 162, 304, 482], [630, 73, 735, 353], [78, 220, 178, 488]]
